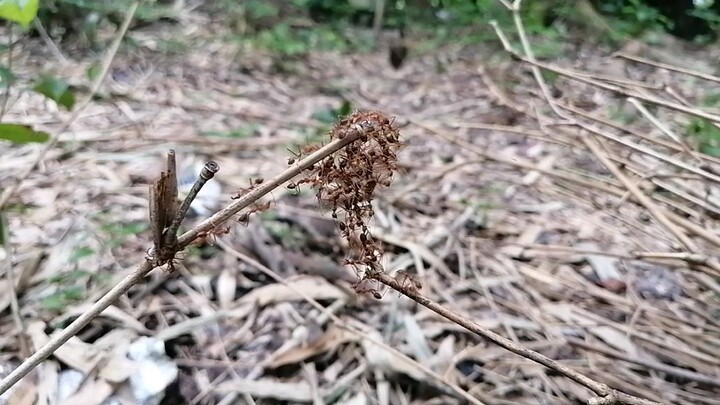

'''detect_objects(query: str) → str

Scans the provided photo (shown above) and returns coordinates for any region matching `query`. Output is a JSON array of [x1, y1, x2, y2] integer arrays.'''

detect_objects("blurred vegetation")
[[0, 0, 719, 147], [22, 0, 720, 55]]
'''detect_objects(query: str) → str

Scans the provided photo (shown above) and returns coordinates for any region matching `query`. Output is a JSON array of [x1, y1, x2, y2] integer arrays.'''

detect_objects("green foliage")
[[202, 124, 260, 139], [596, 0, 672, 36], [41, 285, 85, 311], [0, 2, 82, 145], [0, 123, 49, 143], [101, 221, 149, 247], [35, 0, 177, 46], [689, 5, 720, 43], [0, 65, 17, 88], [686, 117, 720, 157], [32, 75, 76, 110], [0, 0, 39, 28], [312, 100, 353, 124], [0, 211, 6, 246], [69, 246, 95, 262], [42, 268, 95, 311]]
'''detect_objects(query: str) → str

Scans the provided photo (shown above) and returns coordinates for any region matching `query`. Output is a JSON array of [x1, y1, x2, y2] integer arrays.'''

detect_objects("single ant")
[[395, 270, 422, 292], [236, 200, 273, 226], [352, 278, 384, 300], [194, 226, 230, 246], [286, 181, 300, 195], [287, 147, 301, 160], [232, 177, 264, 199], [301, 144, 320, 155]]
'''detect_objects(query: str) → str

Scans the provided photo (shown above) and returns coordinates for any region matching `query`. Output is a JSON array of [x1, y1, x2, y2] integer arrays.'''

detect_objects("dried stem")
[[580, 134, 699, 252], [367, 271, 662, 405], [0, 260, 153, 395], [0, 122, 374, 396], [177, 129, 364, 248]]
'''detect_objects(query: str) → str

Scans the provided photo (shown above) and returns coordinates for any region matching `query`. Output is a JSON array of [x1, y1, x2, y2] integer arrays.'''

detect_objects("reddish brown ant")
[[232, 177, 264, 199], [395, 270, 422, 292], [352, 278, 384, 300], [301, 144, 320, 156], [237, 212, 250, 226], [193, 226, 230, 246], [236, 200, 273, 226]]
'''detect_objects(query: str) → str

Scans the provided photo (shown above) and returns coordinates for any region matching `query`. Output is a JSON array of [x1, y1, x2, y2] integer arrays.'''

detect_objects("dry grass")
[[0, 4, 719, 405]]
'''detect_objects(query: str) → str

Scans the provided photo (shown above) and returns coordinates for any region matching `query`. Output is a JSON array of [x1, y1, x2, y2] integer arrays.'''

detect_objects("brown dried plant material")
[[149, 150, 179, 255], [300, 110, 402, 283]]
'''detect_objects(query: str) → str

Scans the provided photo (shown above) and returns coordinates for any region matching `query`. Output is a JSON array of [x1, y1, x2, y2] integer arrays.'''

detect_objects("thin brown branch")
[[0, 121, 375, 396], [0, 260, 154, 395], [614, 52, 720, 85], [215, 239, 487, 405], [367, 271, 662, 405], [580, 134, 699, 252], [567, 338, 720, 388]]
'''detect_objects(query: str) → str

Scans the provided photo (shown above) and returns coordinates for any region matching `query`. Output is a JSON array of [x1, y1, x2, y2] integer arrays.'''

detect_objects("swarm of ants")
[[232, 177, 273, 226], [223, 110, 405, 300], [295, 110, 405, 298]]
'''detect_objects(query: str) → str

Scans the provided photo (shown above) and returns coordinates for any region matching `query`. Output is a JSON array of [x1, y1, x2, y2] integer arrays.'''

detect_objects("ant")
[[236, 200, 273, 226], [301, 144, 320, 156], [352, 278, 384, 300], [232, 177, 264, 200], [194, 226, 230, 246], [395, 270, 422, 292], [286, 181, 300, 195]]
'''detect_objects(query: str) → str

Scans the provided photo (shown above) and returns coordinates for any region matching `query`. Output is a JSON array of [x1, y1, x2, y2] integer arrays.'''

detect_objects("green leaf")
[[700, 143, 720, 157], [0, 123, 49, 144], [47, 270, 91, 284], [0, 65, 17, 88], [70, 246, 95, 262], [40, 286, 85, 311], [32, 75, 76, 110], [85, 64, 101, 82], [312, 107, 337, 124], [337, 99, 352, 118], [0, 211, 6, 246], [0, 0, 38, 28]]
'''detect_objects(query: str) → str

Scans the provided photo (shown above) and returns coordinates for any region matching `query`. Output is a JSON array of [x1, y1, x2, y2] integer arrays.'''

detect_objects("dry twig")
[[0, 116, 385, 396]]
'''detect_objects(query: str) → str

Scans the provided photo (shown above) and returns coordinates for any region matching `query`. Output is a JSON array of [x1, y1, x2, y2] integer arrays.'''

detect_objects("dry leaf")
[[4, 378, 36, 405], [239, 276, 347, 307], [214, 378, 313, 402], [268, 325, 357, 368], [27, 322, 102, 374], [62, 378, 113, 405], [361, 330, 426, 382], [55, 304, 148, 334], [402, 314, 432, 362]]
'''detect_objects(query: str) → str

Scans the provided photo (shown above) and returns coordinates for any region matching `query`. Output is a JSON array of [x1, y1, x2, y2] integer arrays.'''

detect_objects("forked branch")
[[0, 115, 383, 396]]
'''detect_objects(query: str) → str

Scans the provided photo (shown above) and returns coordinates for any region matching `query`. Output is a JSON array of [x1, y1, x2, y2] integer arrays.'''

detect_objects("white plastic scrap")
[[57, 369, 85, 400], [0, 362, 18, 405], [126, 337, 179, 405], [178, 161, 221, 217]]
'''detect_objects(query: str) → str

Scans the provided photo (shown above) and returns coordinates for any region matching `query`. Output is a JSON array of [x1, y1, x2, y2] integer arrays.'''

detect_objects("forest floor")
[[1, 9, 720, 405]]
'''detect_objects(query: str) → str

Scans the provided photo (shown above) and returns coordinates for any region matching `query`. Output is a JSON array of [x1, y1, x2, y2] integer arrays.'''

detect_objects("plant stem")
[[0, 121, 374, 396], [367, 271, 662, 405]]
